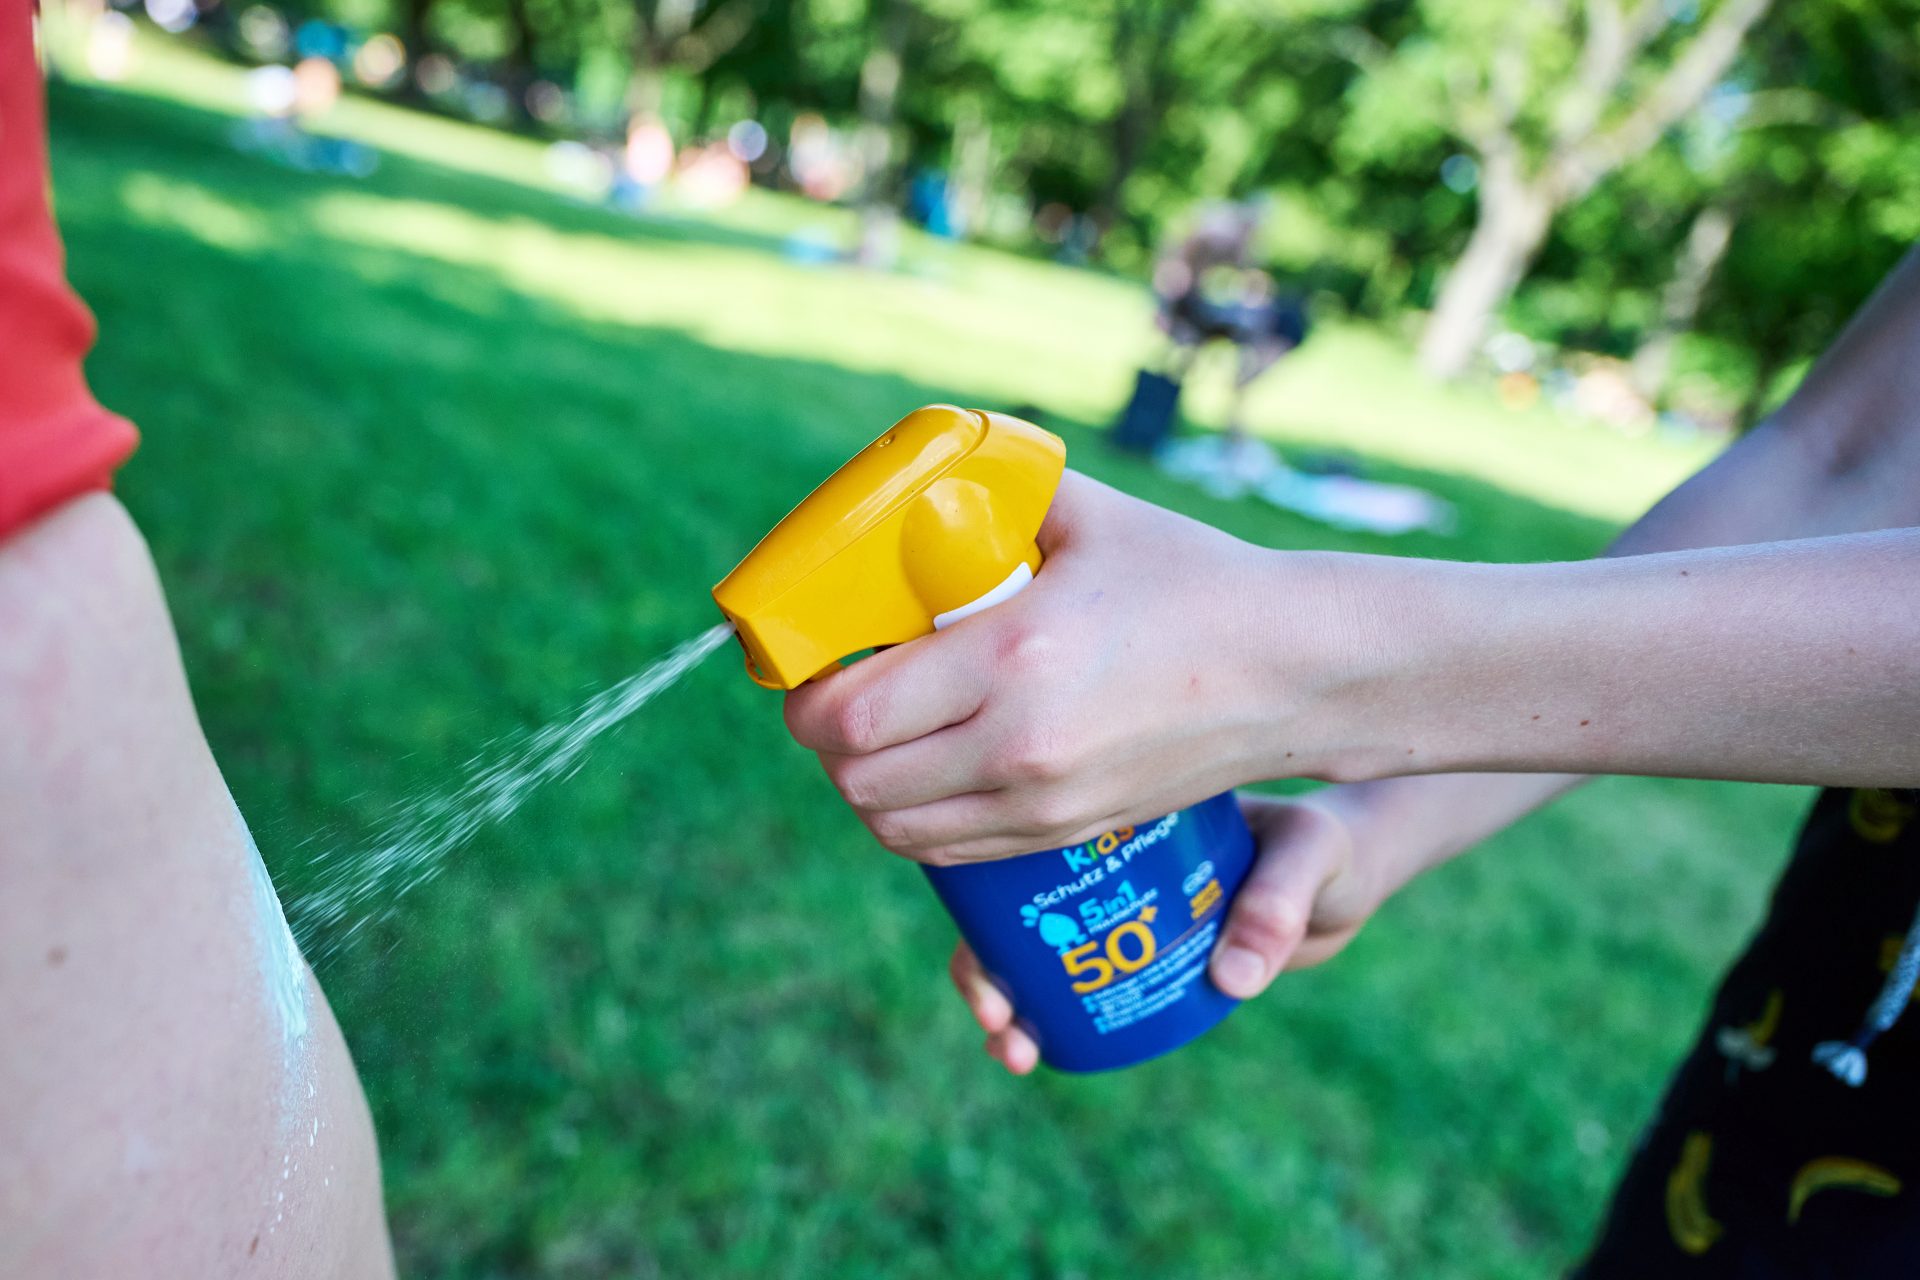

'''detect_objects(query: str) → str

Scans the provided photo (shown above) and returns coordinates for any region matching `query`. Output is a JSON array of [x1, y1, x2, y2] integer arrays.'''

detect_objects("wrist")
[[1290, 783, 1427, 914], [1246, 550, 1504, 783], [1302, 770, 1565, 905]]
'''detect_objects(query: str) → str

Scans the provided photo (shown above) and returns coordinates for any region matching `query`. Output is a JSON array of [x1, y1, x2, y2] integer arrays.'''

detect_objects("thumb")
[[1209, 800, 1350, 1000]]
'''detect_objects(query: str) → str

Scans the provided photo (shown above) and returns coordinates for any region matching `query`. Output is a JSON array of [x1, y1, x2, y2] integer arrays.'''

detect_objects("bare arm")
[[1317, 245, 1920, 901], [0, 496, 394, 1278], [1311, 528, 1920, 787]]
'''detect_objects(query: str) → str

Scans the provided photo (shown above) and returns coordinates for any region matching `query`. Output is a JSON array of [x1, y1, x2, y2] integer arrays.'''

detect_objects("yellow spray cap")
[[712, 405, 1066, 689]]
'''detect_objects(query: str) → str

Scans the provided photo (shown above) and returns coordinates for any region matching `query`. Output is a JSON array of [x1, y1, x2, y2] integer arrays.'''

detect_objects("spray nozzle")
[[712, 405, 1066, 690]]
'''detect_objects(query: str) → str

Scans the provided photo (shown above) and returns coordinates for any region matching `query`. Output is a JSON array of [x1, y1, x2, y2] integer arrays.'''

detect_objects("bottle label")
[[924, 791, 1256, 1071]]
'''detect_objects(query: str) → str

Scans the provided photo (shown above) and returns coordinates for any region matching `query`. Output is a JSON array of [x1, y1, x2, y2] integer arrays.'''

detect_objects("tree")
[[1629, 200, 1733, 398], [852, 0, 910, 261], [396, 0, 440, 99], [1097, 0, 1191, 239], [626, 0, 760, 117], [1505, 0, 1920, 422], [1381, 0, 1775, 378]]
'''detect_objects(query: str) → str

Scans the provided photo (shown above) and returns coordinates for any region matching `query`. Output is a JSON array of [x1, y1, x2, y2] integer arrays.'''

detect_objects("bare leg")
[[1227, 338, 1288, 442], [1163, 335, 1202, 382]]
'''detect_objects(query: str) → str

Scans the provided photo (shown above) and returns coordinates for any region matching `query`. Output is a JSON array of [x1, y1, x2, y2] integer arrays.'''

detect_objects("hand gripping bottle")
[[713, 406, 1256, 1071]]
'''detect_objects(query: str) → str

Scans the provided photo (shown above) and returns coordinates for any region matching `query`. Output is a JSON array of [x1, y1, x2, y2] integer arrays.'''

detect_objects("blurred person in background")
[[1152, 199, 1263, 340], [674, 136, 750, 211], [235, 36, 374, 178], [292, 51, 343, 120], [1208, 266, 1310, 437], [1116, 198, 1308, 464], [786, 112, 851, 203], [615, 112, 674, 211], [908, 167, 961, 239], [0, 12, 394, 1276], [788, 248, 1920, 1274]]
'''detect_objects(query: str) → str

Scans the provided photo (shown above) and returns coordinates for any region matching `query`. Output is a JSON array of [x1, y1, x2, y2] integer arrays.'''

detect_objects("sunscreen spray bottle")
[[714, 406, 1255, 1071]]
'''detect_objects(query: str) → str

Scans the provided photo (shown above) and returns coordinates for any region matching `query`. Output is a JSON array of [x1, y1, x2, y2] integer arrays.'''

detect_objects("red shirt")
[[0, 4, 138, 541]]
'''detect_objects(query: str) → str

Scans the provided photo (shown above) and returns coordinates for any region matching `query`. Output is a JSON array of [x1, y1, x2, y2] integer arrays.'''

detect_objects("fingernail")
[[1212, 945, 1266, 996]]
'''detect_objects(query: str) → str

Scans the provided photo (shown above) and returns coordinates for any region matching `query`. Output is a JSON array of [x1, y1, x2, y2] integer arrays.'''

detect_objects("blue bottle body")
[[923, 791, 1256, 1072]]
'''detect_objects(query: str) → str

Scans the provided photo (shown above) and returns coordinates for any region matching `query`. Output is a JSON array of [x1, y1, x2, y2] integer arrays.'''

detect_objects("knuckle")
[[862, 809, 912, 851], [832, 762, 883, 812], [1233, 884, 1305, 950], [1021, 788, 1083, 838], [995, 624, 1058, 677], [832, 691, 885, 754], [1001, 725, 1071, 786]]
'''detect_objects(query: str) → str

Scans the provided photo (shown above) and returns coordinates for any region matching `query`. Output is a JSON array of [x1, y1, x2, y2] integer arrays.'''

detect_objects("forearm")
[[1276, 420, 1873, 886], [1319, 529, 1920, 789], [1308, 248, 1920, 880]]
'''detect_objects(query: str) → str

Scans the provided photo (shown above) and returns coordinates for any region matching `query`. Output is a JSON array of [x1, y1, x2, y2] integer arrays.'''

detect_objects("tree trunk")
[[1096, 0, 1184, 251], [1416, 0, 1772, 382], [949, 99, 992, 239], [627, 25, 666, 117], [690, 71, 719, 140], [397, 0, 436, 101], [502, 0, 539, 123], [1097, 0, 1148, 228], [853, 0, 909, 265], [1416, 162, 1554, 379], [1630, 203, 1735, 401]]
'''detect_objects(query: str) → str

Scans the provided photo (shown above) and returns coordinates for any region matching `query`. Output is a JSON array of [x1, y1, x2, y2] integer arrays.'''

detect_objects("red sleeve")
[[0, 4, 139, 541]]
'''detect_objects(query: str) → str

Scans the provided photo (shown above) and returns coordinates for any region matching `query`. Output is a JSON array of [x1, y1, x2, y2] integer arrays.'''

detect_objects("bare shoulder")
[[0, 495, 395, 1279]]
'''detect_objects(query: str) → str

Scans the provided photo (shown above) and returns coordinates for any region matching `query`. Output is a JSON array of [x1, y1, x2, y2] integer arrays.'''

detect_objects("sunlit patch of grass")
[[60, 30, 1715, 525]]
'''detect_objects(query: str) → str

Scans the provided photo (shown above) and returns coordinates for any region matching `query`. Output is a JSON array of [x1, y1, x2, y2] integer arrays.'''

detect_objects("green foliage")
[[46, 46, 1817, 1277], [263, 0, 1914, 402], [1503, 2, 1920, 409]]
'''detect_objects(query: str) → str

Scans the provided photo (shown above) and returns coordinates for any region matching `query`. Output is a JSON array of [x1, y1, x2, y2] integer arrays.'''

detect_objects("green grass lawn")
[[49, 35, 1811, 1279]]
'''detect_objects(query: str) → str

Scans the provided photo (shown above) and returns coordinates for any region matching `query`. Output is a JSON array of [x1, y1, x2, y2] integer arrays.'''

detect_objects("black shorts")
[[1576, 788, 1920, 1277]]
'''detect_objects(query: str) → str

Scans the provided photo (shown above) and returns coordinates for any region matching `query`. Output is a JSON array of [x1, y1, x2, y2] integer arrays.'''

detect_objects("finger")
[[869, 797, 1129, 867], [947, 941, 1014, 1034], [986, 1025, 1040, 1076], [1287, 925, 1363, 972], [856, 790, 1025, 862], [1209, 806, 1344, 1000], [821, 721, 1000, 813], [783, 632, 991, 756]]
